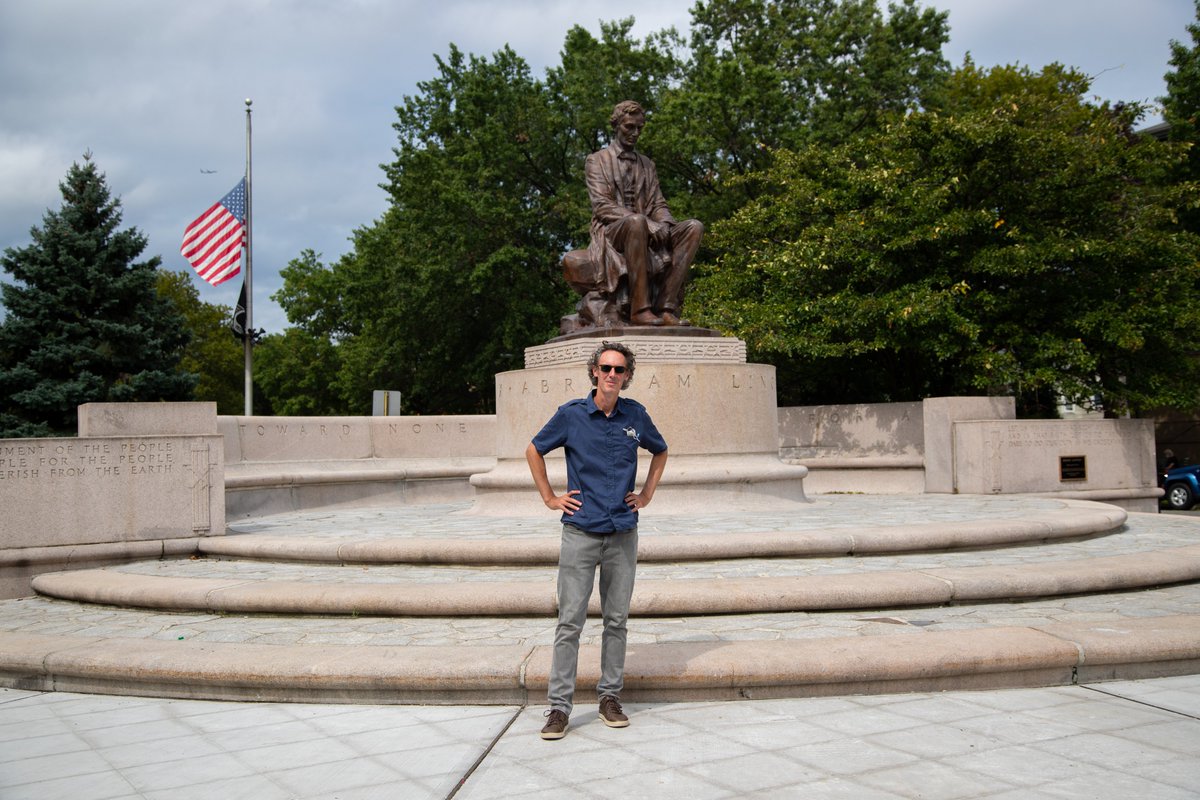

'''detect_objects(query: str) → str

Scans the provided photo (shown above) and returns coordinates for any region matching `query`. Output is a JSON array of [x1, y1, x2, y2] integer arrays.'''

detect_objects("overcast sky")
[[1, 0, 1195, 334]]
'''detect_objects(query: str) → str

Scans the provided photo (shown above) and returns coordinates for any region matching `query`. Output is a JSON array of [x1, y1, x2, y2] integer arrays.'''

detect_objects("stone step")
[[5, 496, 1197, 707], [1, 615, 1197, 705], [200, 499, 1128, 564], [30, 544, 1200, 616]]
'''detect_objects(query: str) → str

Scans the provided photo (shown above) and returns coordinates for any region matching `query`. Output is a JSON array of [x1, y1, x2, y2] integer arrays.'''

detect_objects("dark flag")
[[230, 280, 248, 341]]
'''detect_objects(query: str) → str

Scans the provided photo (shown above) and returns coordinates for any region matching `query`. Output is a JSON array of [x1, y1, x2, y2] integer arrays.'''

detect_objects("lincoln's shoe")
[[598, 696, 630, 728], [541, 709, 569, 740]]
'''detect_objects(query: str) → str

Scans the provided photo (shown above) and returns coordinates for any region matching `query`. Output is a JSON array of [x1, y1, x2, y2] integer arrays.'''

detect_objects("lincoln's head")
[[610, 100, 645, 150]]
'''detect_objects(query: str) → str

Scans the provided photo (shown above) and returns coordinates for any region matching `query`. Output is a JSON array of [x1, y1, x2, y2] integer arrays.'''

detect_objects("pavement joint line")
[[1079, 683, 1200, 721], [445, 704, 524, 800], [0, 691, 33, 708]]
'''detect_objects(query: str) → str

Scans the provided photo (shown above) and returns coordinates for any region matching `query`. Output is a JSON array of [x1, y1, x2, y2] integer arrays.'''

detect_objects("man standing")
[[584, 100, 703, 326], [525, 341, 668, 740]]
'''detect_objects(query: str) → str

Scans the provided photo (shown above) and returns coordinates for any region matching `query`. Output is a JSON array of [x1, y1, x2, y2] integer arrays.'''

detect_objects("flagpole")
[[243, 98, 254, 416]]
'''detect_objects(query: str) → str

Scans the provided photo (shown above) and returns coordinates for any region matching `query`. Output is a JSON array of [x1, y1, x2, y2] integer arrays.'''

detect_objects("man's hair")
[[610, 100, 645, 130], [587, 340, 636, 389]]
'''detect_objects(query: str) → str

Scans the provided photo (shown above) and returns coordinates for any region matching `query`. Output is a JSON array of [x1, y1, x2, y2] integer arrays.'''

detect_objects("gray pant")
[[547, 524, 638, 715]]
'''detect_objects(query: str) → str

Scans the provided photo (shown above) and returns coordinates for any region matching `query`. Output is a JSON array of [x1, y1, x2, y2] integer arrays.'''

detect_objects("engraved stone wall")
[[220, 415, 496, 463], [494, 362, 779, 458], [778, 402, 923, 459], [0, 434, 225, 549], [952, 419, 1156, 495]]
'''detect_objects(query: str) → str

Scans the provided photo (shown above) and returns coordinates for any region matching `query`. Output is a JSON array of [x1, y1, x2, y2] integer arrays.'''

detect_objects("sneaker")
[[598, 695, 630, 728], [541, 708, 569, 740]]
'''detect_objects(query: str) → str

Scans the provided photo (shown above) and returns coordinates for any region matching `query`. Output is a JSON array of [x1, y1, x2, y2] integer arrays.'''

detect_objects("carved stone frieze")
[[525, 336, 747, 369]]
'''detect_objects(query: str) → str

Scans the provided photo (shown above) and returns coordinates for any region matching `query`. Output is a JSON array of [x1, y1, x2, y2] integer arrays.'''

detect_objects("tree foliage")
[[0, 154, 194, 436], [1163, 0, 1200, 229], [255, 328, 343, 416], [692, 63, 1200, 415], [255, 249, 345, 415], [368, 44, 576, 413], [651, 0, 949, 221], [156, 270, 244, 414]]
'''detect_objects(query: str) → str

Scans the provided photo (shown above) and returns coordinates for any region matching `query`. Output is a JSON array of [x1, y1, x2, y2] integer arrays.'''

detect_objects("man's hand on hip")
[[546, 490, 582, 515]]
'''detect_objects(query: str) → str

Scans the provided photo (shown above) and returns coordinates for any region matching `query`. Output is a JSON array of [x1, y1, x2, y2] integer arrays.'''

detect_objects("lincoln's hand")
[[648, 220, 672, 249]]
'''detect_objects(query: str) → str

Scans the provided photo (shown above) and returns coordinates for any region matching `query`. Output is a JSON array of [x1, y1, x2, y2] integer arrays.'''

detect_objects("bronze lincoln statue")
[[560, 100, 704, 333]]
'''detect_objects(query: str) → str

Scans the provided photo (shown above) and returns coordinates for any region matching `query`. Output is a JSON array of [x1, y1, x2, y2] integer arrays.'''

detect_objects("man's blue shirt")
[[532, 391, 667, 533]]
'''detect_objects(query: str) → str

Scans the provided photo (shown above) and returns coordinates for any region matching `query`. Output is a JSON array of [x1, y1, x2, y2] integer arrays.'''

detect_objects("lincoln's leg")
[[659, 219, 703, 323], [609, 215, 661, 326]]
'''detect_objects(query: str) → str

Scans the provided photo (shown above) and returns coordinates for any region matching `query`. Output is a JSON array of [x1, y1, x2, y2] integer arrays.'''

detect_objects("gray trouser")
[[547, 524, 638, 715]]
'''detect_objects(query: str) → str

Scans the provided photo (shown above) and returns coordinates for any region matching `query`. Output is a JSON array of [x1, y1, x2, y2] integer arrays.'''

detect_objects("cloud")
[[934, 0, 1194, 114]]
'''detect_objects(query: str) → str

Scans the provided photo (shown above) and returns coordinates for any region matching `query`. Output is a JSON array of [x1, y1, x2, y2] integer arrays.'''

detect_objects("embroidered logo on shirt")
[[623, 426, 640, 443]]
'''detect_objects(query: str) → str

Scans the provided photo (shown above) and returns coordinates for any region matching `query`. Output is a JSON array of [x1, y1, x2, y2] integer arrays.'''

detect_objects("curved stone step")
[[200, 500, 1128, 565], [8, 497, 1196, 709], [1, 615, 1197, 705], [31, 544, 1200, 616]]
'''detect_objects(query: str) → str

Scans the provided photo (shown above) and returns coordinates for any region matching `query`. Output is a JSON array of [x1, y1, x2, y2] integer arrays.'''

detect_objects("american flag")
[[181, 178, 246, 286]]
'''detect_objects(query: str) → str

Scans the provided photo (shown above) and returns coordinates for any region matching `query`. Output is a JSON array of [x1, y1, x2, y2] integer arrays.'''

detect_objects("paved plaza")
[[2, 675, 1199, 799]]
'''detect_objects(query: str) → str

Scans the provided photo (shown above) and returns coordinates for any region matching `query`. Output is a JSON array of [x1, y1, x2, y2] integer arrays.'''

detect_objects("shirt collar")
[[586, 390, 623, 417], [614, 141, 638, 161]]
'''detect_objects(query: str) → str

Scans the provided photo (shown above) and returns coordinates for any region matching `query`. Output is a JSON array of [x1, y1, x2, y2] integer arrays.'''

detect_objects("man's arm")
[[626, 448, 667, 510], [525, 442, 582, 514]]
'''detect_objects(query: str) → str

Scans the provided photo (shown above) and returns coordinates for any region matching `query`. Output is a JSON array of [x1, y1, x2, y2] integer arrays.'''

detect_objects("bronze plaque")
[[1060, 455, 1087, 482]]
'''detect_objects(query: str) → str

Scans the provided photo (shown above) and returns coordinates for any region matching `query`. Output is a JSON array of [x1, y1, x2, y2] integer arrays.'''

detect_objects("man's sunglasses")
[[598, 364, 627, 374]]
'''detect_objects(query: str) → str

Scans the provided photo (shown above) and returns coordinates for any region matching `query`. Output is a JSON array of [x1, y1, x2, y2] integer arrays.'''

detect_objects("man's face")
[[615, 114, 644, 150], [594, 350, 629, 392]]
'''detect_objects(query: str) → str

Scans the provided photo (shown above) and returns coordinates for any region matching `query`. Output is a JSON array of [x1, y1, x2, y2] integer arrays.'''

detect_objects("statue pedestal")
[[468, 334, 809, 515]]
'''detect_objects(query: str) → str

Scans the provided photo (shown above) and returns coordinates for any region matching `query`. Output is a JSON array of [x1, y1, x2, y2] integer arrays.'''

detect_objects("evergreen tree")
[[0, 154, 194, 437]]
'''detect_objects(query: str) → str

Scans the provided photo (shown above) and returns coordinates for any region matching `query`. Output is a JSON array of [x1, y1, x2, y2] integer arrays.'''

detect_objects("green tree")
[[1163, 0, 1200, 227], [156, 270, 244, 414], [0, 154, 194, 437], [255, 249, 346, 415], [651, 0, 950, 222], [255, 329, 343, 415], [693, 63, 1200, 416], [336, 45, 571, 413]]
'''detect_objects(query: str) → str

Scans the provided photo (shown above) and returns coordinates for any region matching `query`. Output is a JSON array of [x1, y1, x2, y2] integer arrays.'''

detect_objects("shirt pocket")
[[615, 429, 641, 468]]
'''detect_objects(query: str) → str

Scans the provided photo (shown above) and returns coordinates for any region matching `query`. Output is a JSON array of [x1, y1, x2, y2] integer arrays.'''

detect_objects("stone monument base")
[[468, 333, 809, 515], [468, 452, 808, 516]]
